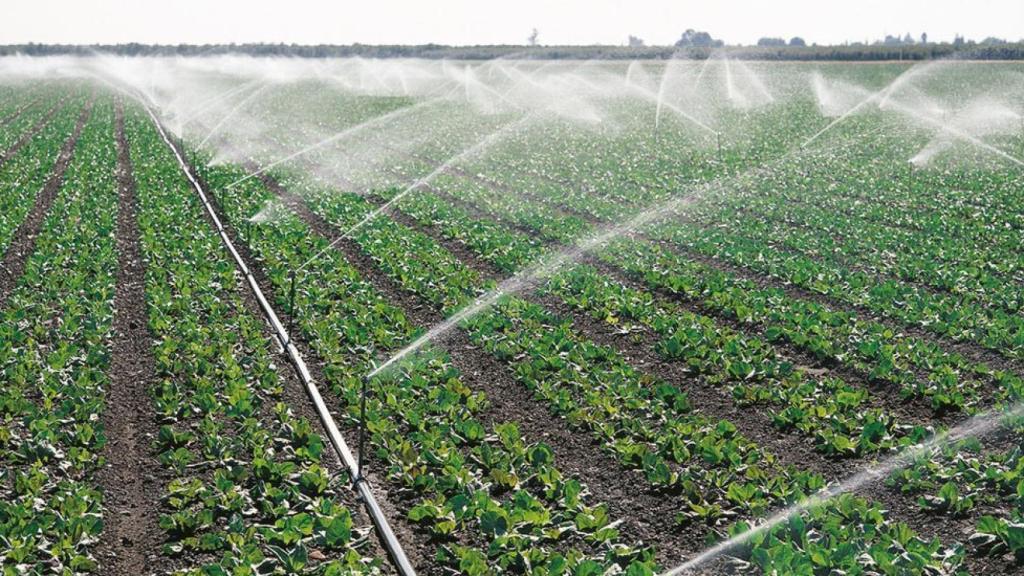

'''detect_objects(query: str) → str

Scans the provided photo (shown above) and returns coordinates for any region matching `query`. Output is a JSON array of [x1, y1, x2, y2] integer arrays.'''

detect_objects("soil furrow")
[[0, 98, 91, 307], [0, 96, 67, 169], [0, 96, 40, 129], [254, 172, 704, 565], [173, 153, 400, 570], [94, 102, 169, 576], [728, 201, 1024, 318], [650, 235, 1024, 391]]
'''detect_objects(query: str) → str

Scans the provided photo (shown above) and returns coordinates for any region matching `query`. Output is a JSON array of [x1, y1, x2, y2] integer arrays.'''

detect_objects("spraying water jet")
[[224, 91, 457, 191], [802, 61, 935, 148], [196, 84, 270, 149], [661, 401, 1024, 575]]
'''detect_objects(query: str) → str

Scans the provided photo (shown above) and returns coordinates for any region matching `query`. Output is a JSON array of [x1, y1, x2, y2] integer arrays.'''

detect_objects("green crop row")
[[194, 158, 659, 574], [256, 162, 963, 574], [0, 84, 64, 154], [0, 91, 88, 261], [0, 97, 112, 575], [123, 106, 382, 575], [543, 264, 922, 457]]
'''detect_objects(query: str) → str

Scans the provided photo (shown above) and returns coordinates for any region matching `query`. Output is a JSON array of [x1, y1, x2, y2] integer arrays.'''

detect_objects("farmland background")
[[1, 54, 1024, 576]]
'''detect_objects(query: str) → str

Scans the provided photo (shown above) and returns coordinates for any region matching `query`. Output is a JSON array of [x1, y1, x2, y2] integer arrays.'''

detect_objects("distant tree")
[[981, 37, 1007, 45], [628, 35, 645, 48], [953, 34, 965, 46], [757, 37, 786, 47], [920, 32, 928, 44], [528, 28, 539, 46], [789, 36, 807, 47], [675, 29, 723, 48], [883, 34, 902, 46]]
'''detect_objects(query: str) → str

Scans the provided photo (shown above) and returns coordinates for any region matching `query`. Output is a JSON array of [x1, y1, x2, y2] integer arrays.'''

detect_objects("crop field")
[[1, 56, 1024, 576]]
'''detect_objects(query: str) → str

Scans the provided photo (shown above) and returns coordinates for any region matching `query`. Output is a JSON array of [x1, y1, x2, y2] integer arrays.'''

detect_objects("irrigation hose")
[[145, 106, 418, 576]]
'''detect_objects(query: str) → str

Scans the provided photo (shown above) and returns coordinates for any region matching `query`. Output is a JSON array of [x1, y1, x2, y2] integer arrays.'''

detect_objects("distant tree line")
[[757, 37, 806, 47], [2, 41, 1022, 60]]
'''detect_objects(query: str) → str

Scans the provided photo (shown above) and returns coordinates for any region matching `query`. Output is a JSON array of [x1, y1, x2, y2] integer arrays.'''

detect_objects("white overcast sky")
[[3, 0, 1022, 46]]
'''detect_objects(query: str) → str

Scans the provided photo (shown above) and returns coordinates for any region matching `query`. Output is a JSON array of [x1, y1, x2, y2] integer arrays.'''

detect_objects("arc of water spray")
[[197, 84, 270, 149], [693, 53, 715, 91], [367, 173, 708, 380], [661, 400, 1024, 575], [367, 102, 892, 382], [293, 112, 536, 276], [623, 76, 719, 137], [801, 61, 932, 149], [224, 89, 459, 191], [882, 98, 1024, 168], [653, 53, 684, 132], [178, 80, 261, 127]]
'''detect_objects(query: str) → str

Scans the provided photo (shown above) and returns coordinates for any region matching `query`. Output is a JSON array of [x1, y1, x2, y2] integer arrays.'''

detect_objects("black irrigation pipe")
[[144, 106, 418, 576]]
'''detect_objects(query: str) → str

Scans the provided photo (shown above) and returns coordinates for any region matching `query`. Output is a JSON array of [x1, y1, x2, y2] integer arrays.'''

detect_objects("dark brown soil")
[[0, 98, 91, 307], [253, 172, 720, 566], [93, 102, 170, 575], [364, 164, 944, 476], [164, 149, 401, 571], [651, 235, 1021, 400], [588, 249, 956, 429], [0, 97, 65, 168], [0, 96, 41, 130]]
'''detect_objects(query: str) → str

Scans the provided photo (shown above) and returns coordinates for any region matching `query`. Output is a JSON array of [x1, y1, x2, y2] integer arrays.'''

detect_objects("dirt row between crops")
[[155, 134, 398, 572], [444, 155, 1016, 422], [0, 96, 66, 169], [365, 176, 1024, 574], [0, 95, 41, 130], [93, 102, 170, 576], [356, 184, 998, 557], [421, 147, 1024, 385], [363, 153, 1013, 559], [241, 169, 711, 567], [383, 153, 951, 430], [0, 98, 92, 308], [724, 196, 1024, 348]]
